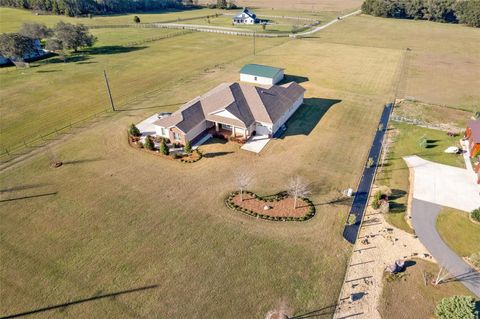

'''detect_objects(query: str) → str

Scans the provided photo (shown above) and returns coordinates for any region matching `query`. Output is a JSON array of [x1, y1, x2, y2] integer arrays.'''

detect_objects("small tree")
[[435, 296, 477, 319], [160, 138, 169, 155], [134, 16, 141, 24], [53, 21, 96, 52], [184, 140, 192, 154], [0, 33, 36, 61], [20, 22, 53, 39], [144, 135, 154, 150], [287, 176, 311, 209], [470, 208, 480, 222], [234, 171, 253, 202], [128, 124, 141, 137]]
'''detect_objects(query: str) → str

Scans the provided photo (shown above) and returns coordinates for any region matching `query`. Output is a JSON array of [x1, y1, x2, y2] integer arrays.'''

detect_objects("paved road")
[[343, 103, 393, 244], [411, 199, 480, 297]]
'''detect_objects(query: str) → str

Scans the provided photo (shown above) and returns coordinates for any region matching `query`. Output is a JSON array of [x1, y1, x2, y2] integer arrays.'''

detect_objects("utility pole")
[[253, 31, 256, 56], [103, 70, 116, 112]]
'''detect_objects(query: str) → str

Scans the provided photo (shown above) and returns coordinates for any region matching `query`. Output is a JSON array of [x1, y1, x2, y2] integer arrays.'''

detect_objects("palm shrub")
[[184, 140, 192, 154], [435, 296, 477, 319], [128, 124, 141, 137], [471, 208, 480, 222], [159, 138, 169, 155], [367, 157, 374, 168], [144, 135, 154, 151], [371, 190, 382, 209], [133, 16, 140, 23]]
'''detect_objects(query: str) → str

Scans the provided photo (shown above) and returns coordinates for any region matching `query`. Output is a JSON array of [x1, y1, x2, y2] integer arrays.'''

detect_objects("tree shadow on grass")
[[203, 151, 233, 158], [290, 304, 337, 318], [280, 98, 341, 138], [82, 46, 147, 55]]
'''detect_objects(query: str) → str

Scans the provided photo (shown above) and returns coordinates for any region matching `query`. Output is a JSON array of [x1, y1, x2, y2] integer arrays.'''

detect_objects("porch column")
[[232, 126, 236, 137], [215, 122, 219, 132], [243, 128, 247, 138]]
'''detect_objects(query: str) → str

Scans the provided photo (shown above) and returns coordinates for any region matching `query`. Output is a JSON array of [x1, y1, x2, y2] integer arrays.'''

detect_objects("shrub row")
[[180, 149, 203, 163], [224, 191, 315, 222]]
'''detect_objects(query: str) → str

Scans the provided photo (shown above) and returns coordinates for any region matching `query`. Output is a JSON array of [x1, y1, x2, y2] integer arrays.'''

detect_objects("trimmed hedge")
[[180, 149, 203, 163], [471, 208, 480, 222], [224, 190, 316, 222]]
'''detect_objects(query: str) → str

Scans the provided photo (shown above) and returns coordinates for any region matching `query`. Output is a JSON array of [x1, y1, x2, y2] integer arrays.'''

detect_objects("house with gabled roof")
[[153, 81, 305, 145], [233, 8, 259, 24]]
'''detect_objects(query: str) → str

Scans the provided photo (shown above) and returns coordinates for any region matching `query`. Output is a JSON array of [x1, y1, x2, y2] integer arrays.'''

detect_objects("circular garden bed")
[[225, 191, 315, 222]]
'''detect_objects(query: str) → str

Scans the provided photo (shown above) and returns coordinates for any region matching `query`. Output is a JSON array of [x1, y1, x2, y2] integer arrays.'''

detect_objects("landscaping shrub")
[[128, 123, 140, 137], [471, 208, 480, 222], [371, 190, 382, 210], [159, 139, 169, 155], [144, 135, 154, 151], [133, 16, 140, 23], [435, 296, 477, 319], [469, 252, 480, 268], [184, 140, 192, 154], [367, 157, 374, 168]]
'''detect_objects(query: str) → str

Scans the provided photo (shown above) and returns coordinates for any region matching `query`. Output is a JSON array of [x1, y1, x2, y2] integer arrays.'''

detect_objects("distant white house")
[[233, 8, 259, 24], [239, 64, 284, 85]]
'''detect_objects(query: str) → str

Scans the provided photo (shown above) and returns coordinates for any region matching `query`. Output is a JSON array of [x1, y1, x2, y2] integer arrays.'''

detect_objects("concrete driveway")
[[403, 155, 480, 212], [241, 135, 270, 154], [136, 114, 158, 137]]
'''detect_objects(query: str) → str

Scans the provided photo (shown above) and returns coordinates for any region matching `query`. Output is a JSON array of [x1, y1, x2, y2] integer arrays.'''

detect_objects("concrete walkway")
[[411, 199, 480, 297], [241, 135, 270, 154]]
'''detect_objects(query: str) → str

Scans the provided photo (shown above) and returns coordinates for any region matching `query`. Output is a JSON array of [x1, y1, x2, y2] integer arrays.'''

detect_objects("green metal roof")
[[239, 64, 283, 78]]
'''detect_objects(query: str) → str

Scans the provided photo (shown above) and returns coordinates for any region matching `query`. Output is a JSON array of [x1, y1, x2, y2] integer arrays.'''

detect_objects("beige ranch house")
[[153, 81, 305, 145]]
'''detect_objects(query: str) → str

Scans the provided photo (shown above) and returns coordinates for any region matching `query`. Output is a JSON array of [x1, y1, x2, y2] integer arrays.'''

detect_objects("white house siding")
[[272, 95, 304, 133], [209, 109, 241, 121], [240, 73, 274, 85], [155, 125, 170, 138], [255, 122, 273, 135], [185, 120, 208, 142]]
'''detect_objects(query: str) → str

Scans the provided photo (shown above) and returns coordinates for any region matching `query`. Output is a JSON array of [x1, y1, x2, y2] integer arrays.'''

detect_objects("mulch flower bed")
[[128, 133, 202, 163], [225, 191, 315, 222]]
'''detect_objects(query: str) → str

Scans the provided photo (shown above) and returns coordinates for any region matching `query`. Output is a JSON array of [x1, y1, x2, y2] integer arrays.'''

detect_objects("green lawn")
[[436, 208, 480, 257], [377, 122, 466, 232]]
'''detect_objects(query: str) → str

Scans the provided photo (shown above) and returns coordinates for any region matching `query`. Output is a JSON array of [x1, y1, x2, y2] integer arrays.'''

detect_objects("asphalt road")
[[343, 103, 393, 244], [411, 198, 480, 297]]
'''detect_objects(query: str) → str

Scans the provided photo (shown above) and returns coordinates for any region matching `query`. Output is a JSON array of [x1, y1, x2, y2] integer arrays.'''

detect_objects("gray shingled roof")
[[154, 81, 305, 133]]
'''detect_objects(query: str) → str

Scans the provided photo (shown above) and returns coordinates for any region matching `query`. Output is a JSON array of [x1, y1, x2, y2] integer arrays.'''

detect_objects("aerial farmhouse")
[[153, 81, 304, 145], [232, 8, 259, 24], [239, 64, 284, 85]]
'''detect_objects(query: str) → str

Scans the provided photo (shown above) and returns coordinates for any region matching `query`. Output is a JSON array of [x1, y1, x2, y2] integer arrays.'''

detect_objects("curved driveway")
[[404, 156, 480, 297]]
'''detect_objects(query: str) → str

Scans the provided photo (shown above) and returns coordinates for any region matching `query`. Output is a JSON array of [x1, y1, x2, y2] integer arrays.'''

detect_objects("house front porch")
[[207, 121, 250, 142]]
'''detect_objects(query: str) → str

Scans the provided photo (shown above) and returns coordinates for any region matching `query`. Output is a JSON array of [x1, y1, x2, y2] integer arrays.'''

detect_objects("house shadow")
[[280, 74, 309, 84], [83, 46, 147, 55], [279, 98, 341, 138]]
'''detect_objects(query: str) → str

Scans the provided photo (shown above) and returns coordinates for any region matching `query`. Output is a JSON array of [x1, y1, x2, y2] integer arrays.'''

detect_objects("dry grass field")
[[379, 259, 475, 319], [0, 10, 402, 318], [199, 0, 363, 12], [1, 6, 479, 318], [319, 14, 480, 110]]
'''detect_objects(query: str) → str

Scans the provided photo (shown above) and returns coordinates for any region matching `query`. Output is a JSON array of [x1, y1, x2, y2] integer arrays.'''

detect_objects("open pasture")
[[318, 14, 480, 110], [0, 15, 402, 318]]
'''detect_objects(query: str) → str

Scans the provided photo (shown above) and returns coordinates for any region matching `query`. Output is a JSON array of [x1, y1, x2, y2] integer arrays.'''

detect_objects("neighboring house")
[[233, 8, 259, 24], [240, 64, 284, 85], [154, 81, 305, 145], [0, 39, 48, 66], [465, 119, 480, 158]]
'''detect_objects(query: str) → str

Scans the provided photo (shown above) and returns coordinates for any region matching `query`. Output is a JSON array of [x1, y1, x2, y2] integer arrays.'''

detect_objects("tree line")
[[0, 0, 185, 16], [361, 0, 480, 27]]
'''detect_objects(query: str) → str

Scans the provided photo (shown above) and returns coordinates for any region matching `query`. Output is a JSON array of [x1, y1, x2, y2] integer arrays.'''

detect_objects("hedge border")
[[128, 132, 203, 164], [224, 190, 316, 222]]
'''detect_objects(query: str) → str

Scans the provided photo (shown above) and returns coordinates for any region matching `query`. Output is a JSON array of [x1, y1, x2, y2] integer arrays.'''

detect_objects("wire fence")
[[0, 108, 111, 163]]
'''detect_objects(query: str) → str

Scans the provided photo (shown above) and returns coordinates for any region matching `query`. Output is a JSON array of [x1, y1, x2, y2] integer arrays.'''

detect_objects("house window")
[[161, 128, 167, 136], [254, 76, 257, 81], [173, 132, 181, 141], [222, 124, 232, 131]]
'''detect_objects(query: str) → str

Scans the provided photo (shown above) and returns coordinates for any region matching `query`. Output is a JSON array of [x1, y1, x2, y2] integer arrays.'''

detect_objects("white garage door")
[[255, 123, 270, 136]]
